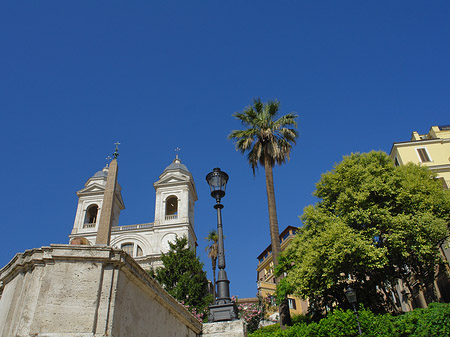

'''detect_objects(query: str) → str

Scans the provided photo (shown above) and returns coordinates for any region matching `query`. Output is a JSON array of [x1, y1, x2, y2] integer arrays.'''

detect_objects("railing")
[[83, 223, 96, 229], [165, 215, 178, 221], [111, 223, 154, 232]]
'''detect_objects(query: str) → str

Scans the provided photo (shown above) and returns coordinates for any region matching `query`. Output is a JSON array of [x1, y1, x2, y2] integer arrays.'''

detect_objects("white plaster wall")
[[73, 197, 104, 234]]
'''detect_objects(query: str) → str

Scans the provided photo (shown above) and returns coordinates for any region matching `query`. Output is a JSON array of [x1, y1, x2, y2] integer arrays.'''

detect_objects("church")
[[0, 151, 247, 336], [69, 154, 198, 270]]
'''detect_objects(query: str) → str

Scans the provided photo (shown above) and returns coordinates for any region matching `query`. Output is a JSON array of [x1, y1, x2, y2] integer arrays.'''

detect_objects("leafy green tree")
[[277, 218, 388, 314], [277, 151, 450, 313], [151, 236, 213, 312], [229, 98, 298, 328], [205, 230, 219, 301]]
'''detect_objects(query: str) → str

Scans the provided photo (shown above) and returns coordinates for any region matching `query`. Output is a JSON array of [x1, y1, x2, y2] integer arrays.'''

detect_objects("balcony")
[[83, 223, 96, 229], [165, 215, 178, 221]]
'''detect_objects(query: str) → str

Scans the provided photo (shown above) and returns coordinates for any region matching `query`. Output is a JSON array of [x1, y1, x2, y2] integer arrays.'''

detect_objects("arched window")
[[121, 242, 144, 258], [84, 204, 98, 228], [136, 245, 143, 257], [121, 243, 134, 256], [165, 196, 178, 220]]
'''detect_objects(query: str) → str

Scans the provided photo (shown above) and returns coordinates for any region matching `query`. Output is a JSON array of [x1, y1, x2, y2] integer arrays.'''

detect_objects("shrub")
[[395, 302, 450, 336], [249, 303, 450, 337], [232, 296, 266, 333], [249, 323, 281, 337]]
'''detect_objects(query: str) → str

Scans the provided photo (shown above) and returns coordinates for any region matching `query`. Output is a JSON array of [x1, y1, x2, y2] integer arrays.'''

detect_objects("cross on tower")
[[175, 147, 181, 159], [113, 141, 120, 159]]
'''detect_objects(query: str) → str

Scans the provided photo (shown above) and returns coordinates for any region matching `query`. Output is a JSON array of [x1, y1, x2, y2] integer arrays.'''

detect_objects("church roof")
[[163, 157, 190, 173]]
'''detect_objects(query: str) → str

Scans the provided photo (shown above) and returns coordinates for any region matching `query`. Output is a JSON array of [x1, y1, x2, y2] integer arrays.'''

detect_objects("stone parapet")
[[0, 244, 202, 337]]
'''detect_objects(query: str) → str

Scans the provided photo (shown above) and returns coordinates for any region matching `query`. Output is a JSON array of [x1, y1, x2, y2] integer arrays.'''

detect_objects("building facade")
[[69, 156, 198, 270], [256, 226, 308, 317], [390, 125, 450, 189], [390, 125, 450, 310]]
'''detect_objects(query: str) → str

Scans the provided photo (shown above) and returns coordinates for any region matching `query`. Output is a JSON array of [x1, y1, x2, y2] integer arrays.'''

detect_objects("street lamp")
[[206, 168, 238, 322], [344, 286, 362, 335]]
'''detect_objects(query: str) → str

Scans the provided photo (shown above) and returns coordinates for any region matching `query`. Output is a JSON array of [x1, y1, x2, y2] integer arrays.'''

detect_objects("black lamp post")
[[344, 286, 362, 335], [206, 168, 238, 322]]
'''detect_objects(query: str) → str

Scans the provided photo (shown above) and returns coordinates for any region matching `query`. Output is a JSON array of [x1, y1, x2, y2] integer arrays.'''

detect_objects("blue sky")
[[1, 1, 449, 299]]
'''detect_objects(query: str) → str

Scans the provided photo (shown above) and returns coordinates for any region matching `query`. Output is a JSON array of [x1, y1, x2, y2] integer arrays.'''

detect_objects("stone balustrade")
[[111, 223, 154, 232], [83, 222, 96, 229]]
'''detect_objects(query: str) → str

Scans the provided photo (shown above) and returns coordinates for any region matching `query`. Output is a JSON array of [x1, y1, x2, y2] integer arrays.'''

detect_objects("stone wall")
[[0, 244, 202, 337]]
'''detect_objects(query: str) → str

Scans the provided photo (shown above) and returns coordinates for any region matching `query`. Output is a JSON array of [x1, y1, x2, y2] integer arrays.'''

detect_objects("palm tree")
[[228, 98, 298, 328], [205, 230, 219, 302]]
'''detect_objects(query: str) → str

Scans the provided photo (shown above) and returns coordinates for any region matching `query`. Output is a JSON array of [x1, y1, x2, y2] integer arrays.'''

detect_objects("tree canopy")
[[150, 236, 212, 311], [277, 151, 450, 314], [228, 98, 298, 174]]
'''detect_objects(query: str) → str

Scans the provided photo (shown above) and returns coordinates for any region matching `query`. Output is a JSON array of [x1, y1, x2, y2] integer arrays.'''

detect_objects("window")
[[121, 243, 144, 257], [394, 157, 400, 167], [288, 298, 297, 310], [84, 204, 99, 224], [165, 196, 178, 220], [136, 245, 143, 257], [121, 243, 134, 256], [416, 148, 431, 162]]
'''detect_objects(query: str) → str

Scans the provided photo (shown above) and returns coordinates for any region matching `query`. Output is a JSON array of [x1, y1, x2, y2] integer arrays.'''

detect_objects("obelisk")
[[96, 143, 119, 245]]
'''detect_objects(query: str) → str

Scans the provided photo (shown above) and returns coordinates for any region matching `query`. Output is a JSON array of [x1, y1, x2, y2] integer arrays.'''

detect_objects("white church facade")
[[69, 155, 198, 270]]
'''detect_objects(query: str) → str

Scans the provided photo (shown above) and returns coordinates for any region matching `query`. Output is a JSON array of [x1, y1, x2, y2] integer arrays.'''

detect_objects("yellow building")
[[256, 226, 308, 317], [390, 125, 450, 310], [390, 125, 450, 189]]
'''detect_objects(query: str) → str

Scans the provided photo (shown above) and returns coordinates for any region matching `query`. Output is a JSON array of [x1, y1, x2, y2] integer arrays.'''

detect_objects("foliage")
[[291, 314, 313, 326], [232, 296, 266, 333], [249, 323, 281, 337], [249, 303, 450, 337], [276, 151, 450, 313], [149, 236, 212, 316], [228, 98, 298, 174], [394, 302, 450, 336], [229, 98, 298, 327], [179, 301, 206, 322]]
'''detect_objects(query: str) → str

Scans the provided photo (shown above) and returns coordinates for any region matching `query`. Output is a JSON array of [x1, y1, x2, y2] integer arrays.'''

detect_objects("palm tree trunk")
[[212, 259, 217, 303], [264, 156, 291, 328]]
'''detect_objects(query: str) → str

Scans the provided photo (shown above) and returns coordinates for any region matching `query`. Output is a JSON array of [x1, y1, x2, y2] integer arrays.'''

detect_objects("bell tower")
[[70, 164, 125, 243], [153, 155, 198, 249]]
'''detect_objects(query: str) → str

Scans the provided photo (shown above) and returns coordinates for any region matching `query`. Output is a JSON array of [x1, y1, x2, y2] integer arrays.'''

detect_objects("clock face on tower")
[[161, 233, 177, 253]]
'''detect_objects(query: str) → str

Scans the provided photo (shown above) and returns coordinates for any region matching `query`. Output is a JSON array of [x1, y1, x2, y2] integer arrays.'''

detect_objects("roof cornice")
[[390, 138, 450, 155]]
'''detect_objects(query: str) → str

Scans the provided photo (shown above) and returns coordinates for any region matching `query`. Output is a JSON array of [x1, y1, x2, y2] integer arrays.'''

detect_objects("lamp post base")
[[208, 302, 238, 322]]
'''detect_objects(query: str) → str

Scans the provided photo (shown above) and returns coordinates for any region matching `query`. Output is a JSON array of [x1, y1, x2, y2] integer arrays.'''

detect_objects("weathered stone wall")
[[202, 320, 247, 337], [0, 245, 202, 337]]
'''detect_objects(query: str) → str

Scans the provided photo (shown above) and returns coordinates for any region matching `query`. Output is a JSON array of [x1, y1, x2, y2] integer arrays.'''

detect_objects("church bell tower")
[[153, 155, 198, 249], [70, 163, 125, 244]]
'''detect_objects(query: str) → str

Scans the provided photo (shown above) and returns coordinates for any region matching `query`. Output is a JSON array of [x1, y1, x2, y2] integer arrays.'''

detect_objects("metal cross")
[[113, 141, 120, 159], [175, 147, 181, 159], [105, 155, 112, 166]]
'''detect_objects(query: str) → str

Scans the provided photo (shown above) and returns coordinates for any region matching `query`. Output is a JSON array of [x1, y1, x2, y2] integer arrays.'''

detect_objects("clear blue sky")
[[1, 1, 449, 299]]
